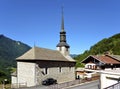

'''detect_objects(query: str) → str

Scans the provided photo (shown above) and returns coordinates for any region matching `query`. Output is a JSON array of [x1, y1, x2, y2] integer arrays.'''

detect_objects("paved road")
[[65, 80, 100, 89], [17, 80, 100, 89], [18, 85, 49, 89]]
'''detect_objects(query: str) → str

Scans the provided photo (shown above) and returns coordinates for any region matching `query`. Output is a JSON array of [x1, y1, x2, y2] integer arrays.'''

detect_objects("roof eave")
[[81, 55, 105, 64]]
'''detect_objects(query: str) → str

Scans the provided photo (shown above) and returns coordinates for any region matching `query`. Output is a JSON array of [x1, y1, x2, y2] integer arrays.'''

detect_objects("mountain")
[[75, 33, 120, 67], [0, 34, 31, 82], [70, 54, 78, 58]]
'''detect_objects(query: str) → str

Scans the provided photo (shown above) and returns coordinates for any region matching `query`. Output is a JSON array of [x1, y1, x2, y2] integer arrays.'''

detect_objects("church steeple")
[[56, 7, 70, 55], [61, 7, 65, 32]]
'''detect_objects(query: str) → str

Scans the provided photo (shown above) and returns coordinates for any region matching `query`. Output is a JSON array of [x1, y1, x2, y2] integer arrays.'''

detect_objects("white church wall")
[[17, 62, 36, 87], [57, 67, 75, 83], [11, 76, 18, 88], [49, 67, 59, 74], [11, 76, 17, 84], [57, 47, 69, 56], [16, 58, 75, 86]]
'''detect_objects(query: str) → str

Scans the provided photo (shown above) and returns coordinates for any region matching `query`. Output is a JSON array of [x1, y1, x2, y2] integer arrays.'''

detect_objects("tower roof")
[[56, 7, 70, 48], [56, 42, 70, 48]]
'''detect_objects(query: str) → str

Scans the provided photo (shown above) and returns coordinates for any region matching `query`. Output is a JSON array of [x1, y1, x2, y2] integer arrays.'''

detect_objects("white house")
[[81, 54, 120, 89], [82, 55, 120, 70], [100, 69, 120, 89]]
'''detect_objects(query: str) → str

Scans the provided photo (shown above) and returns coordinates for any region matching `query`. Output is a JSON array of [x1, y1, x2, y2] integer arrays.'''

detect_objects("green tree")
[[74, 33, 120, 68]]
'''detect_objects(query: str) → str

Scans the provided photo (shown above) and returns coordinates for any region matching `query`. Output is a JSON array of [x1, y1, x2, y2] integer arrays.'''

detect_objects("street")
[[17, 80, 100, 89], [65, 80, 100, 89]]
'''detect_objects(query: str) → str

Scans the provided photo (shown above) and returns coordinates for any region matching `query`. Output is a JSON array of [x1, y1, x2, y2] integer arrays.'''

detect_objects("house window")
[[87, 65, 89, 69], [59, 67, 62, 73]]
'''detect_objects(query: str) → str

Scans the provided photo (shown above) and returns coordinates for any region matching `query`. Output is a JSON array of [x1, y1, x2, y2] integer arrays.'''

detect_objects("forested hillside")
[[75, 33, 120, 67], [0, 34, 31, 82], [0, 33, 120, 81]]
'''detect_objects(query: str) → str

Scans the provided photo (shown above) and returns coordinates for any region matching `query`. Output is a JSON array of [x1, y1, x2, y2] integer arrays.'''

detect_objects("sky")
[[0, 0, 120, 54]]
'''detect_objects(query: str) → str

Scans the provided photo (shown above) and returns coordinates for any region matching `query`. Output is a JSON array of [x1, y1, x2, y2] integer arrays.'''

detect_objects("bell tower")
[[56, 7, 70, 56]]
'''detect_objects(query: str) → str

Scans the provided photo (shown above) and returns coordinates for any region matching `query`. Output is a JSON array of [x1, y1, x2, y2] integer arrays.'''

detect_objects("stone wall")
[[36, 61, 75, 85], [17, 61, 75, 87], [17, 62, 36, 87]]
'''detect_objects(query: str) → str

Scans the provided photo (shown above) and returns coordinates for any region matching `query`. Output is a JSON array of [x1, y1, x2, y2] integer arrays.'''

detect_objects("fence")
[[104, 82, 120, 89], [49, 75, 100, 89]]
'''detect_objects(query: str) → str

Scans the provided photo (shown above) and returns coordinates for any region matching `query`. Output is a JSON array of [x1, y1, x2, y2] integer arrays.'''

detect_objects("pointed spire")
[[61, 6, 65, 32], [56, 6, 70, 48]]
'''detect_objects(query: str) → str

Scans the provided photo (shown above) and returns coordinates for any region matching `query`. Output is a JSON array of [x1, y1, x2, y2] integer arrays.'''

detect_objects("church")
[[11, 10, 76, 87]]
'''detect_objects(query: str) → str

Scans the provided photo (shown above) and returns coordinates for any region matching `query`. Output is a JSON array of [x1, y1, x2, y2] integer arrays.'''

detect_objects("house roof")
[[93, 55, 120, 64], [16, 46, 75, 62], [82, 55, 120, 64], [107, 55, 120, 61]]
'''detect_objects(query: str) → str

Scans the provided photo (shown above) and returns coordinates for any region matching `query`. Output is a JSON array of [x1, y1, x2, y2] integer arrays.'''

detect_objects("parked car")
[[42, 78, 57, 85]]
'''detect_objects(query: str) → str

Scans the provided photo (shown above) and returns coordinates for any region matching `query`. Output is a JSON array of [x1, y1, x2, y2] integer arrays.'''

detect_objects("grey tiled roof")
[[17, 46, 75, 62]]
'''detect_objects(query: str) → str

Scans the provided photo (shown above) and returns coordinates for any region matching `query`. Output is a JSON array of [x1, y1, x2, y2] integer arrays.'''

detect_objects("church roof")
[[16, 46, 75, 62]]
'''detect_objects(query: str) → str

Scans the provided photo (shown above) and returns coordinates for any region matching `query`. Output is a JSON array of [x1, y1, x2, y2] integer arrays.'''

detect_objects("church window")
[[59, 67, 62, 73], [69, 67, 71, 71], [59, 47, 61, 51], [66, 48, 68, 51], [45, 68, 48, 74]]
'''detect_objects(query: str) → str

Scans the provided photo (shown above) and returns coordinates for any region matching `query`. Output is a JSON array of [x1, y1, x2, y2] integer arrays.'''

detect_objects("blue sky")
[[0, 0, 120, 54]]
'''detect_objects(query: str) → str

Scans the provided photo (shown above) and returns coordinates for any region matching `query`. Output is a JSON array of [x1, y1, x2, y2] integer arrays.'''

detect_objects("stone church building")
[[11, 10, 76, 87]]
